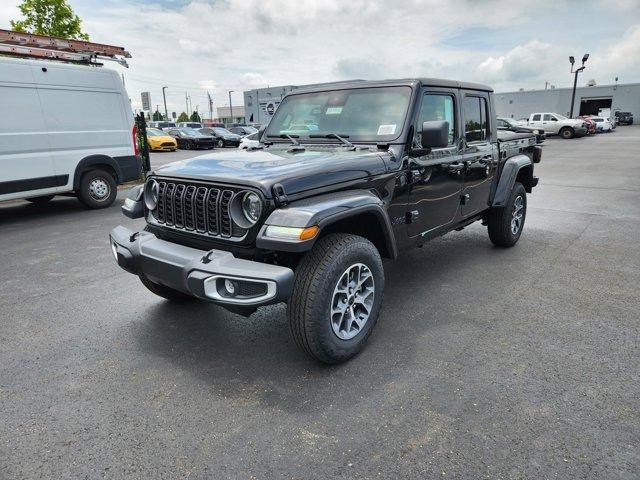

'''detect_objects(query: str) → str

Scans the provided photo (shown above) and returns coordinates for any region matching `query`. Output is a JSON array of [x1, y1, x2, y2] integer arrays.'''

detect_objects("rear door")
[[528, 113, 543, 130], [460, 91, 497, 217], [0, 61, 56, 200], [407, 88, 463, 237]]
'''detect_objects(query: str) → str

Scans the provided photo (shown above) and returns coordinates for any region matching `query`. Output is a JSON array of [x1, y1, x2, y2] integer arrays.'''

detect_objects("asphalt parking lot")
[[1, 128, 639, 479]]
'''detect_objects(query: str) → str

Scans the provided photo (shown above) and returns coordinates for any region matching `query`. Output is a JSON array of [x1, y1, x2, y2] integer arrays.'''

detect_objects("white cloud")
[[2, 0, 639, 113]]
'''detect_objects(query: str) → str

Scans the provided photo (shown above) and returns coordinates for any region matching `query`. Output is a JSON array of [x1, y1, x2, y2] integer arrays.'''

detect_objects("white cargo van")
[[0, 56, 141, 208]]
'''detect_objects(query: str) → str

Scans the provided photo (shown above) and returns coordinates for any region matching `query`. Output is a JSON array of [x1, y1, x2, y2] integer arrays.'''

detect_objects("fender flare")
[[492, 154, 533, 207], [256, 189, 397, 258], [73, 154, 122, 191]]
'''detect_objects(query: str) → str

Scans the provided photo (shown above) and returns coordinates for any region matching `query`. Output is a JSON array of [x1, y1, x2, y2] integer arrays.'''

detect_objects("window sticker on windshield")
[[377, 124, 396, 135], [326, 107, 343, 115]]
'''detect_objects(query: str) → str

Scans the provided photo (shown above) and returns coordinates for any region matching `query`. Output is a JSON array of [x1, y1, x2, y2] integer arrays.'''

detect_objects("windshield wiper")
[[266, 134, 300, 146], [309, 133, 354, 148]]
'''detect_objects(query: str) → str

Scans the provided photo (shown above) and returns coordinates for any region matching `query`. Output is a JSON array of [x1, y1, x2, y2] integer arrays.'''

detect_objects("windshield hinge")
[[272, 183, 289, 206]]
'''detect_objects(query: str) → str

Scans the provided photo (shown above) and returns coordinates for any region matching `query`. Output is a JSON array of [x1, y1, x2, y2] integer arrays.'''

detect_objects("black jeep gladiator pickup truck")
[[110, 78, 541, 363]]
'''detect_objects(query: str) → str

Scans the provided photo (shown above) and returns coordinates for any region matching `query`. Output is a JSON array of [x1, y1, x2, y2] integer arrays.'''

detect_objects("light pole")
[[228, 90, 234, 124], [162, 86, 168, 120], [569, 53, 589, 118]]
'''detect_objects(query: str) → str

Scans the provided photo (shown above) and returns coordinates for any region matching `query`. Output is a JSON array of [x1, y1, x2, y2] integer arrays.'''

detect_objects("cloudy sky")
[[2, 0, 639, 116]]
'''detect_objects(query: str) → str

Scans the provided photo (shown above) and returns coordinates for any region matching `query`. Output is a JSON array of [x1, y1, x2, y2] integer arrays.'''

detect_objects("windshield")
[[181, 128, 204, 136], [500, 118, 517, 127], [147, 129, 165, 136], [213, 127, 233, 135], [266, 86, 412, 142]]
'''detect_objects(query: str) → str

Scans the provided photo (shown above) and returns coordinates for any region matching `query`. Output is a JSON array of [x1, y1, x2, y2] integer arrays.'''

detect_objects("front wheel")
[[217, 138, 225, 148], [78, 169, 117, 209], [559, 127, 574, 139], [287, 233, 384, 364], [487, 182, 527, 247]]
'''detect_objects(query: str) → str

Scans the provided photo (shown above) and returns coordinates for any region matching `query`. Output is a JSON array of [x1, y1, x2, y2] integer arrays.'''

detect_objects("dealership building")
[[494, 82, 640, 120]]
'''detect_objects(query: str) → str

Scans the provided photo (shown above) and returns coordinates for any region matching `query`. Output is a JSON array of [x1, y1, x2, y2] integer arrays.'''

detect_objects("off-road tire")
[[487, 182, 527, 247], [78, 169, 117, 209], [26, 195, 54, 206], [287, 233, 385, 364], [559, 127, 574, 139], [139, 275, 194, 302]]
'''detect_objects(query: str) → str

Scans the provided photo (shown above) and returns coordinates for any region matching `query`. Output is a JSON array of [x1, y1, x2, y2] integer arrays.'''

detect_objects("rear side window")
[[415, 93, 455, 146], [464, 96, 488, 142], [532, 114, 541, 121]]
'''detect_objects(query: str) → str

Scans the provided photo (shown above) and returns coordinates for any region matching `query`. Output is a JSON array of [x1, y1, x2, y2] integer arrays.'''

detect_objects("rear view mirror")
[[421, 120, 449, 149]]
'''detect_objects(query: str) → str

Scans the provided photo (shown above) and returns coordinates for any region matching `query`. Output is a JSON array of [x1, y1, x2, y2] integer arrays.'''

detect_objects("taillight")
[[132, 124, 140, 156]]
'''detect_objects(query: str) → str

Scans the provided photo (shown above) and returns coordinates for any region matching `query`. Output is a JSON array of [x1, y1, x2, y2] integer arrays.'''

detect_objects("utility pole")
[[185, 92, 189, 115], [162, 86, 168, 120], [569, 53, 589, 118], [228, 90, 234, 124], [207, 91, 213, 121], [255, 88, 260, 124]]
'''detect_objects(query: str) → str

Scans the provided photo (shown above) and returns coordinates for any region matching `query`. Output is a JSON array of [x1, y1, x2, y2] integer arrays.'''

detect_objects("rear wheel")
[[78, 169, 117, 209], [26, 195, 54, 206], [487, 182, 527, 247], [217, 138, 225, 148], [559, 127, 574, 139], [287, 233, 384, 364], [139, 275, 194, 302]]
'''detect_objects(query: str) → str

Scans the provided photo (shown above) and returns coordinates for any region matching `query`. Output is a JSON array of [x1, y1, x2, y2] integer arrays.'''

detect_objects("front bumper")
[[109, 225, 294, 306]]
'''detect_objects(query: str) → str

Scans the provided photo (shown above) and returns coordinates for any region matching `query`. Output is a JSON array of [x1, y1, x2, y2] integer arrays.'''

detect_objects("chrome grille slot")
[[150, 179, 250, 241]]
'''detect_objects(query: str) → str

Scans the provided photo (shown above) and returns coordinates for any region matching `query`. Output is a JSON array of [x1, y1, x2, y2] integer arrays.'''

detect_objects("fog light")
[[224, 279, 237, 296]]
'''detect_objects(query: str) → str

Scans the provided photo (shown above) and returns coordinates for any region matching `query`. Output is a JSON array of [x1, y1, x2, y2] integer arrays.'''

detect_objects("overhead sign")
[[141, 91, 151, 111]]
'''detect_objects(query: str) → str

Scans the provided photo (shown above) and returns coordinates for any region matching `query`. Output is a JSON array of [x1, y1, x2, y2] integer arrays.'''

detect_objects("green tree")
[[11, 0, 89, 40], [152, 110, 163, 121], [177, 112, 189, 123], [189, 111, 201, 123]]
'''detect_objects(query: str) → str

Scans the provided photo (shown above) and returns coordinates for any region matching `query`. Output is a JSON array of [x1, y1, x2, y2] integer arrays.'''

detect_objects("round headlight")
[[241, 192, 262, 224], [144, 179, 159, 210]]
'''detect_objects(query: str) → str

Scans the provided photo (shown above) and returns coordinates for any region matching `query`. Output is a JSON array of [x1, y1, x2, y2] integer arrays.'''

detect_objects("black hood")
[[152, 145, 390, 197]]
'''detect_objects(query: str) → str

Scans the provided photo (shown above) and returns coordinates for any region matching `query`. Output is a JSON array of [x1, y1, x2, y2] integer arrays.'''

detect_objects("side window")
[[415, 93, 455, 146], [532, 114, 541, 121], [464, 96, 489, 142], [543, 114, 552, 121]]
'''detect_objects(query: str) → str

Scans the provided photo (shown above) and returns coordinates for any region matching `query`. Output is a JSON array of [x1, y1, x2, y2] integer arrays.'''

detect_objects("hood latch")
[[272, 183, 289, 207]]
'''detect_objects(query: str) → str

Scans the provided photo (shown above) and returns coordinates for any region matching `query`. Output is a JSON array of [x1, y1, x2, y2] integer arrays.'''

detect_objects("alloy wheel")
[[330, 263, 375, 340], [511, 195, 524, 235]]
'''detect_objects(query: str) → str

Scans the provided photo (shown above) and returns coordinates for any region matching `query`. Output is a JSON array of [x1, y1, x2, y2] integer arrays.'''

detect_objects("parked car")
[[577, 116, 597, 135], [519, 113, 588, 139], [496, 117, 545, 143], [177, 122, 203, 129], [198, 127, 242, 147], [615, 111, 634, 125], [229, 125, 258, 136], [0, 56, 141, 209], [166, 128, 215, 149], [238, 131, 260, 149], [589, 116, 613, 132], [146, 128, 177, 152], [148, 121, 177, 130], [110, 77, 541, 363]]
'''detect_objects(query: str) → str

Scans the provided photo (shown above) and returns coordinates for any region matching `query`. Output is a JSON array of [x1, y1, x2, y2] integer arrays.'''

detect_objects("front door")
[[460, 92, 497, 217], [407, 90, 463, 237]]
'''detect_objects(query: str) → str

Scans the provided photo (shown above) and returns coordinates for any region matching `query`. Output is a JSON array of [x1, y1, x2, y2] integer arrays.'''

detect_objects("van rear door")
[[0, 60, 57, 200]]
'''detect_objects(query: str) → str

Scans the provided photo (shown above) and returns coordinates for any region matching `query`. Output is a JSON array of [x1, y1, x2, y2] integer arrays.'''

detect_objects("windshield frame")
[[264, 85, 415, 144]]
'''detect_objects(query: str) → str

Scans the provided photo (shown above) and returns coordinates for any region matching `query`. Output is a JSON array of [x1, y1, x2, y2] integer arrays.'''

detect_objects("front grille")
[[161, 142, 174, 147], [152, 180, 246, 239]]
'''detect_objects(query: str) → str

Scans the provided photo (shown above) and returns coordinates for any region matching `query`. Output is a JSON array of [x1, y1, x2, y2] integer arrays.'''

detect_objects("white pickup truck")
[[518, 113, 588, 139]]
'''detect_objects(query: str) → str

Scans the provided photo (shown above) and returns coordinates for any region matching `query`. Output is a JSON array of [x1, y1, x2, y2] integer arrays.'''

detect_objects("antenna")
[[0, 28, 131, 67]]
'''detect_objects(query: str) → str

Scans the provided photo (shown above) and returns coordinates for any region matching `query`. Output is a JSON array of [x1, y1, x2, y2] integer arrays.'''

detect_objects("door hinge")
[[460, 193, 470, 205]]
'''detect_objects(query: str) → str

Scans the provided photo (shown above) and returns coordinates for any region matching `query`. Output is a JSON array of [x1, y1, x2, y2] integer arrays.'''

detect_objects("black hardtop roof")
[[291, 78, 493, 94]]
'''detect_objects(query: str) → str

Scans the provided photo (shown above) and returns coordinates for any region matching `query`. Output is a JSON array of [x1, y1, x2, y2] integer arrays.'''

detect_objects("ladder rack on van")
[[0, 29, 131, 67]]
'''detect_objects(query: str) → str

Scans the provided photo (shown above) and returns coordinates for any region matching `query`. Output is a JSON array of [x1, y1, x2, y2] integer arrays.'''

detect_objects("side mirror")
[[421, 120, 449, 149]]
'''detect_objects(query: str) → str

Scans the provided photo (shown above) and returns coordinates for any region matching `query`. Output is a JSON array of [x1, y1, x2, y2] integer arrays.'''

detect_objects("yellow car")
[[146, 128, 177, 151]]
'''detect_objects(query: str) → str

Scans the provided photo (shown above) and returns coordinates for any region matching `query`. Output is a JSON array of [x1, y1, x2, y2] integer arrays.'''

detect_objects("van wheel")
[[26, 195, 54, 206], [559, 127, 574, 139], [78, 169, 117, 209], [287, 233, 384, 364]]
